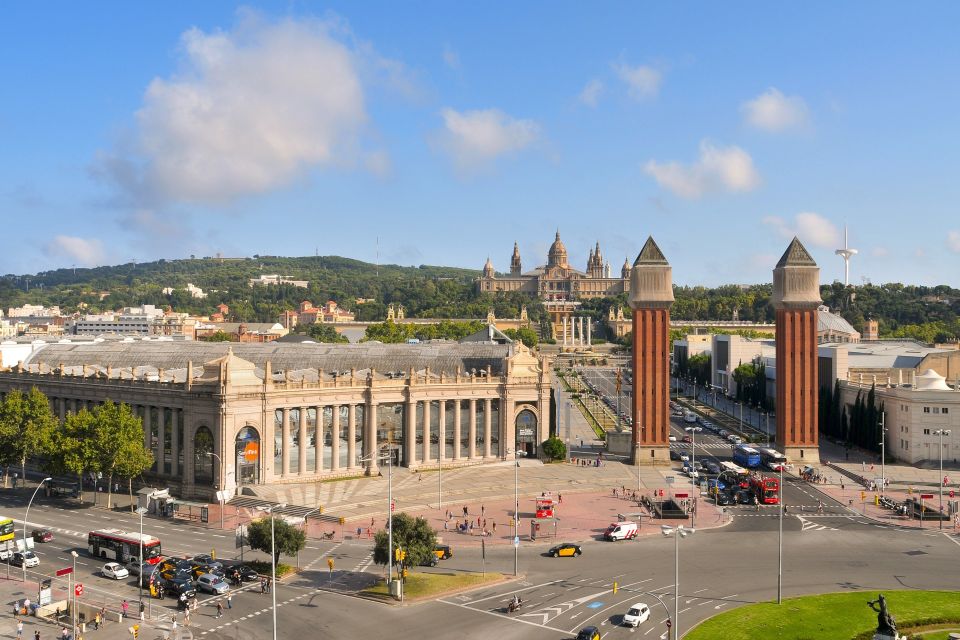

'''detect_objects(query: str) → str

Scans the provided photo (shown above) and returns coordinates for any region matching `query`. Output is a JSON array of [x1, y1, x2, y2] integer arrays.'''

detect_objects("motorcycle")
[[507, 599, 523, 613]]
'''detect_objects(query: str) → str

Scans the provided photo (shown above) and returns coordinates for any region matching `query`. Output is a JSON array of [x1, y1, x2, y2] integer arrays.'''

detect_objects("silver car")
[[196, 573, 229, 595]]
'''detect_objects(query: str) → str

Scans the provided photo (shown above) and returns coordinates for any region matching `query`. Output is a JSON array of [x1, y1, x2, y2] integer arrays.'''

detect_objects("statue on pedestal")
[[867, 594, 898, 639]]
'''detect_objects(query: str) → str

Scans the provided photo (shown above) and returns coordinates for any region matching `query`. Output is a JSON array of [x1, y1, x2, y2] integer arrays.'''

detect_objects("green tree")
[[247, 517, 307, 564], [541, 436, 567, 461], [306, 323, 349, 344], [115, 437, 155, 512], [202, 330, 234, 342], [46, 408, 100, 500], [0, 387, 57, 484], [504, 327, 539, 348], [373, 512, 437, 575], [90, 401, 150, 509]]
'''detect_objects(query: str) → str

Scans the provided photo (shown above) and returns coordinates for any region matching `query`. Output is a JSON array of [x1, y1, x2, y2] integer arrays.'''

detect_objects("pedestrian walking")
[[481, 504, 485, 517], [227, 594, 232, 610], [260, 578, 266, 594], [184, 608, 191, 626], [61, 627, 68, 640], [139, 600, 145, 621], [492, 521, 497, 534], [34, 631, 39, 640], [370, 517, 375, 529], [443, 521, 448, 531], [558, 493, 562, 504], [121, 599, 129, 620], [16, 619, 23, 640], [216, 602, 223, 618]]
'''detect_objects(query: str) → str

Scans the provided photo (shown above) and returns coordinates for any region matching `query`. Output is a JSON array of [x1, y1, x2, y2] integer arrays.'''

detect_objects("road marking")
[[448, 579, 564, 605], [439, 600, 570, 635]]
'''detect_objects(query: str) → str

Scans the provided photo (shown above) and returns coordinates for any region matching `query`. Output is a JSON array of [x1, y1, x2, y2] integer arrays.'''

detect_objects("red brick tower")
[[772, 237, 822, 463], [629, 237, 673, 465]]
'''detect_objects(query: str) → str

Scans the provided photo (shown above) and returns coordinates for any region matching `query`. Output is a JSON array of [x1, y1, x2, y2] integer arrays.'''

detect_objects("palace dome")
[[547, 231, 569, 268]]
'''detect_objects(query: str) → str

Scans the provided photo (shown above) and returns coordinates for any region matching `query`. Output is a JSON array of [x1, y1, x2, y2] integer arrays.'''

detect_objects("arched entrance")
[[235, 426, 261, 486], [515, 409, 538, 457], [193, 426, 214, 486]]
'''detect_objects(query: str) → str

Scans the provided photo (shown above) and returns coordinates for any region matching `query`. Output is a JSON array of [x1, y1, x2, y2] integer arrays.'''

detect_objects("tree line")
[[0, 387, 153, 508], [819, 380, 886, 456]]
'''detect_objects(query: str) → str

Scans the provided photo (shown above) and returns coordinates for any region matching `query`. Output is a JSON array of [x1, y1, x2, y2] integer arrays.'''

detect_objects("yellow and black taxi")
[[548, 542, 582, 558], [434, 545, 452, 560], [576, 626, 600, 640]]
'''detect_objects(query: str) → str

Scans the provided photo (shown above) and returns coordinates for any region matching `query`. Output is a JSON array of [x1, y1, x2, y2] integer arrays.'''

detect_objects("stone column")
[[281, 407, 290, 477], [331, 405, 341, 471], [156, 408, 166, 474], [314, 406, 324, 473], [170, 408, 180, 476], [142, 405, 151, 456], [579, 317, 585, 346], [438, 400, 446, 462], [298, 408, 308, 475], [503, 399, 516, 458], [423, 401, 432, 464], [347, 404, 357, 470], [484, 398, 492, 458], [365, 400, 379, 476], [562, 316, 568, 347], [587, 319, 592, 346], [453, 400, 462, 460], [405, 399, 416, 467], [468, 399, 477, 459]]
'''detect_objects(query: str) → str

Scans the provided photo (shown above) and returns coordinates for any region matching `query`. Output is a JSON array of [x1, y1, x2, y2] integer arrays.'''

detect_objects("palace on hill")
[[477, 232, 630, 301]]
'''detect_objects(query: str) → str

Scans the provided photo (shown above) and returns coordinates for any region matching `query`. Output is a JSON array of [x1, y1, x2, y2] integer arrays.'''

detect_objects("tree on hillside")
[[247, 517, 306, 564], [202, 330, 235, 342], [307, 323, 349, 344], [504, 327, 539, 348], [0, 387, 57, 485], [90, 401, 151, 508], [373, 513, 437, 576]]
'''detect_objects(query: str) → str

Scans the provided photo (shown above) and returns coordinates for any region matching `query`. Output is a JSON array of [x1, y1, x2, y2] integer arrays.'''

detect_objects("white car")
[[623, 602, 651, 627], [102, 562, 129, 580], [679, 453, 690, 463], [668, 435, 677, 442]]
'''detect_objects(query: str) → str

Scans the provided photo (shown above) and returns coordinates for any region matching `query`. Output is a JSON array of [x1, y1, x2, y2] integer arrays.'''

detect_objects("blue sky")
[[3, 2, 960, 286]]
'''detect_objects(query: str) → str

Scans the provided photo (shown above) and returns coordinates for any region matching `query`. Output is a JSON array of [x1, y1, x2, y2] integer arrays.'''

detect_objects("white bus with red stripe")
[[88, 529, 162, 564]]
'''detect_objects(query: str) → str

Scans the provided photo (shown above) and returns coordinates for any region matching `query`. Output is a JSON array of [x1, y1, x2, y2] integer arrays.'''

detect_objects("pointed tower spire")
[[510, 241, 522, 275]]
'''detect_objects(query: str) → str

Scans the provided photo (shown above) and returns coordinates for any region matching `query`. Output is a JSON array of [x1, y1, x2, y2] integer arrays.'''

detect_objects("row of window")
[[922, 407, 950, 414]]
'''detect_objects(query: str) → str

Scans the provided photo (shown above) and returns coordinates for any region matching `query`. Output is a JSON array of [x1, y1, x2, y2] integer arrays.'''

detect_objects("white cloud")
[[442, 44, 460, 70], [433, 108, 539, 171], [45, 236, 105, 267], [578, 79, 603, 107], [948, 231, 960, 253], [643, 141, 760, 198], [763, 212, 840, 248], [871, 246, 890, 258], [741, 88, 810, 132], [96, 12, 398, 206], [612, 61, 661, 100]]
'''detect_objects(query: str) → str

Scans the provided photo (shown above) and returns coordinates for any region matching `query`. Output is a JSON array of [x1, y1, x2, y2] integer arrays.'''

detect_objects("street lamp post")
[[662, 525, 693, 640], [512, 449, 526, 577], [878, 412, 887, 498], [359, 444, 395, 594], [70, 550, 78, 639], [777, 463, 784, 604], [739, 402, 743, 432], [255, 503, 287, 640], [935, 429, 951, 530], [22, 477, 52, 582], [136, 507, 147, 607], [206, 452, 228, 529]]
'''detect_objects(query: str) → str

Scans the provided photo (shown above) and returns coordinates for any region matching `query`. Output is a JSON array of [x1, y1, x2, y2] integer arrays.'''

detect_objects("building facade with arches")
[[0, 338, 551, 500]]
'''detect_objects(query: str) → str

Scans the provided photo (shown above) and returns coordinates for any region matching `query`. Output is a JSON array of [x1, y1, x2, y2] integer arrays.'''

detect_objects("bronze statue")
[[867, 594, 897, 635]]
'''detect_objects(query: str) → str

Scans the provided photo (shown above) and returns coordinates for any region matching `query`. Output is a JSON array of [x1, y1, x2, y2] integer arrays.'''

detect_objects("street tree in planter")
[[247, 517, 307, 564], [373, 513, 437, 578], [542, 436, 567, 461], [90, 400, 151, 509], [45, 408, 100, 501], [0, 387, 57, 486]]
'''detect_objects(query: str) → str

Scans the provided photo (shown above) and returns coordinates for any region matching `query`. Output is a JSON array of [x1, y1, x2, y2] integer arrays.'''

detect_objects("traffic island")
[[361, 571, 508, 603], [685, 590, 960, 640]]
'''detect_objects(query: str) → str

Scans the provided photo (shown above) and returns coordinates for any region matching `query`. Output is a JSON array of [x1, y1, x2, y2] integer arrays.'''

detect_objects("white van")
[[603, 521, 638, 541]]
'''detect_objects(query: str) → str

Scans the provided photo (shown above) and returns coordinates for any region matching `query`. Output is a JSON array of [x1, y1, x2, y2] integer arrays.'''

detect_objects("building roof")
[[824, 340, 952, 369], [817, 307, 858, 337], [20, 340, 513, 376], [633, 236, 668, 266], [776, 236, 817, 268]]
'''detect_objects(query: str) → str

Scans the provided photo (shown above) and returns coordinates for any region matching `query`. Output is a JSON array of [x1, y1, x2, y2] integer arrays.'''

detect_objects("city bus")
[[732, 445, 762, 469], [758, 448, 787, 471], [88, 529, 162, 564], [750, 475, 780, 504], [0, 516, 14, 543], [718, 461, 751, 489]]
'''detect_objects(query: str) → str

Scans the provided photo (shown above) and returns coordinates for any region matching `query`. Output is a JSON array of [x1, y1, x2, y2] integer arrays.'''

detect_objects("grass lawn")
[[686, 591, 960, 640], [362, 571, 504, 600]]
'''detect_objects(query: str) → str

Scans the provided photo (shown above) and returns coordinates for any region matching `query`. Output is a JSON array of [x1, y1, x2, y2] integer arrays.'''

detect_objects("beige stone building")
[[478, 232, 630, 301], [0, 339, 551, 500]]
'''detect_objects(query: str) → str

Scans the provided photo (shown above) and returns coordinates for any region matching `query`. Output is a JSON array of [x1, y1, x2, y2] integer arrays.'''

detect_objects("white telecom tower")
[[834, 225, 858, 286]]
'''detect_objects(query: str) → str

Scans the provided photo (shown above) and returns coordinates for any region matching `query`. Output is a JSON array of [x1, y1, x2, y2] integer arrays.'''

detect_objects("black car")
[[669, 450, 681, 461], [161, 576, 197, 599], [548, 543, 582, 558], [735, 490, 755, 505], [703, 462, 721, 475], [715, 491, 736, 506], [577, 626, 601, 640], [201, 562, 226, 578], [229, 564, 259, 582]]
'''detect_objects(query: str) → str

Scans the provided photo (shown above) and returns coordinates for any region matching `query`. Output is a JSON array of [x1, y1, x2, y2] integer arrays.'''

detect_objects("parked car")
[[102, 562, 129, 580], [31, 529, 53, 543], [715, 492, 736, 506], [126, 559, 156, 576], [11, 551, 39, 568], [669, 450, 681, 461], [548, 543, 582, 558], [622, 602, 651, 627], [196, 573, 230, 595], [681, 435, 692, 443], [668, 435, 677, 442]]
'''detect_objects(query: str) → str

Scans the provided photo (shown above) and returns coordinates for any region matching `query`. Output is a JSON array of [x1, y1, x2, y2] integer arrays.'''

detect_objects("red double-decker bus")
[[750, 476, 780, 505]]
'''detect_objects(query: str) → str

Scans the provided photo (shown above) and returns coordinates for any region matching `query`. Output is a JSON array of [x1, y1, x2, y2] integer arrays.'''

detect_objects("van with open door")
[[603, 521, 638, 541]]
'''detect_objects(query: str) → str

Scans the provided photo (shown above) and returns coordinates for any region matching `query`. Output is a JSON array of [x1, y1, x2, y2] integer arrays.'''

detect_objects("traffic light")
[[319, 505, 324, 514], [860, 491, 866, 501], [394, 547, 401, 562], [327, 558, 334, 571], [612, 581, 618, 594], [402, 568, 408, 579], [400, 550, 407, 562], [874, 495, 879, 506], [339, 517, 345, 526]]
